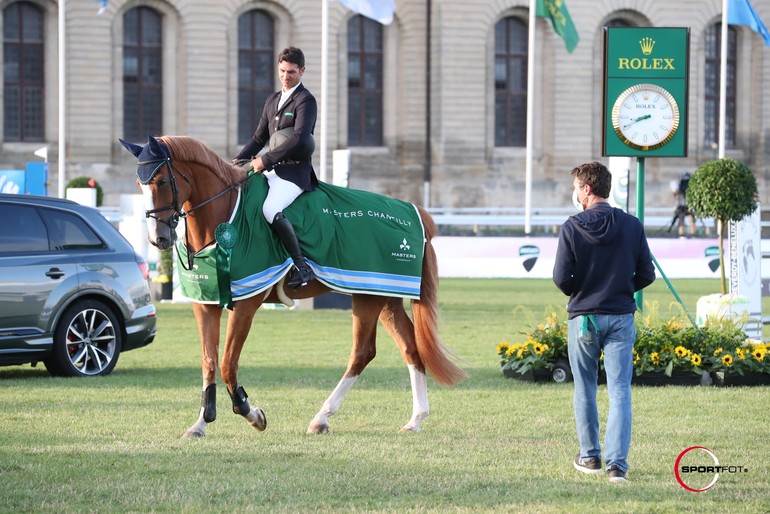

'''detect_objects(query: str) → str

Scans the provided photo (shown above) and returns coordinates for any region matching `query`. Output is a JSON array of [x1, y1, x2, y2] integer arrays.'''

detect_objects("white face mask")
[[572, 184, 589, 211], [571, 189, 583, 211]]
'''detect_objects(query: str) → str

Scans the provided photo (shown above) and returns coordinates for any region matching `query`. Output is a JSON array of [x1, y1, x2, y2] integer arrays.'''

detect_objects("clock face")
[[611, 83, 680, 151]]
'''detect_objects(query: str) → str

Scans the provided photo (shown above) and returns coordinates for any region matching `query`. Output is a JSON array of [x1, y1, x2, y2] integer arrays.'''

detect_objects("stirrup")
[[287, 263, 314, 289]]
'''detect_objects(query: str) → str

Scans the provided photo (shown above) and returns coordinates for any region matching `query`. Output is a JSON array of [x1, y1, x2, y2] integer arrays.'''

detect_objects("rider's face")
[[278, 61, 304, 91]]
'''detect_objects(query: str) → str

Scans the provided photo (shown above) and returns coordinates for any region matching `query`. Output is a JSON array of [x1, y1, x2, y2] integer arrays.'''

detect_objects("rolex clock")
[[611, 83, 680, 151]]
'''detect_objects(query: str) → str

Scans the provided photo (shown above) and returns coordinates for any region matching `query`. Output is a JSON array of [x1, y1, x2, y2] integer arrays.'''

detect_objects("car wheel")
[[45, 299, 122, 377], [552, 359, 573, 383]]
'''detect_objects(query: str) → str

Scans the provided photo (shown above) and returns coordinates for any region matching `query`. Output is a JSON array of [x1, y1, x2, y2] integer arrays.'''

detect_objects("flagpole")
[[58, 0, 66, 198], [524, 0, 536, 235], [320, 0, 329, 182], [719, 0, 728, 159]]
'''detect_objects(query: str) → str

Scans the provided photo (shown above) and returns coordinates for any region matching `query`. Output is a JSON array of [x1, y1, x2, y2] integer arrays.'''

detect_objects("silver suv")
[[0, 194, 157, 376]]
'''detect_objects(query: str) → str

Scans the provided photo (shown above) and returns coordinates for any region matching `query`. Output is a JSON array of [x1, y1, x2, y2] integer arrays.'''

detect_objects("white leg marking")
[[308, 375, 358, 433], [401, 364, 429, 432], [140, 184, 159, 243], [181, 408, 208, 439]]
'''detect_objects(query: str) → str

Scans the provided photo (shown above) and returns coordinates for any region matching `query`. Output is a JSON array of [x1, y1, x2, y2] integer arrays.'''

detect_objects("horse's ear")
[[119, 138, 144, 158], [147, 135, 168, 159]]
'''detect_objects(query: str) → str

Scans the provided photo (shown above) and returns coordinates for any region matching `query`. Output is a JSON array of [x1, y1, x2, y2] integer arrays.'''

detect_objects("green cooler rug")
[[176, 173, 425, 307]]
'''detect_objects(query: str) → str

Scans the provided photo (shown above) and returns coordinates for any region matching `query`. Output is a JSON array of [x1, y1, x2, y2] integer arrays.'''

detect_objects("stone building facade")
[[2, 0, 769, 212]]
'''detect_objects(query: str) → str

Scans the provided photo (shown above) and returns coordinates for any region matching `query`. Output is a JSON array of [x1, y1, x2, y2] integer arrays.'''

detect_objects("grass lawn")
[[0, 278, 768, 513]]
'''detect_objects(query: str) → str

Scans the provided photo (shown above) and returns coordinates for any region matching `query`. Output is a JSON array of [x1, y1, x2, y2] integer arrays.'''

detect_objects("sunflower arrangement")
[[497, 305, 769, 380], [633, 316, 707, 377], [497, 312, 567, 376]]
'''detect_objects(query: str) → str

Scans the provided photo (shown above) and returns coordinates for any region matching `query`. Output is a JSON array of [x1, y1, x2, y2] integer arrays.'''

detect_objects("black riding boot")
[[271, 212, 315, 289]]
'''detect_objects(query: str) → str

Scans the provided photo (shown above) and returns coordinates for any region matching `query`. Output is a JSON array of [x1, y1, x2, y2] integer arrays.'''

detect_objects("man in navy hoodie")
[[553, 161, 655, 483]]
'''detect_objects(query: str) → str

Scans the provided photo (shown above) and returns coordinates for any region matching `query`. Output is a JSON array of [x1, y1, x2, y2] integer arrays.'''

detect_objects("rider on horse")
[[232, 46, 317, 289]]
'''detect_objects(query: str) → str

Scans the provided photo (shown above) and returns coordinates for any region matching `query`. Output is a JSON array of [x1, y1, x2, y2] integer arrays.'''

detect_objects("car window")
[[38, 208, 106, 251], [0, 204, 50, 252]]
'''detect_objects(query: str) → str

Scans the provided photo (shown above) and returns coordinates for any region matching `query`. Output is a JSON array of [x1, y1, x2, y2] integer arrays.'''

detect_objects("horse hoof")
[[181, 429, 205, 439], [400, 424, 420, 433], [307, 423, 330, 435], [248, 408, 267, 431]]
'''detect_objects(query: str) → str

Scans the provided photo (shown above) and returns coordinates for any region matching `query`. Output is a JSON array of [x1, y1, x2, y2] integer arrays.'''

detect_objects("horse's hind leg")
[[379, 298, 429, 432], [182, 303, 223, 439], [307, 295, 385, 434]]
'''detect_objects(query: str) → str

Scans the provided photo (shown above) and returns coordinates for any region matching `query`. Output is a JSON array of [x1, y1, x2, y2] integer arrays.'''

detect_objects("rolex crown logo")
[[639, 37, 655, 55]]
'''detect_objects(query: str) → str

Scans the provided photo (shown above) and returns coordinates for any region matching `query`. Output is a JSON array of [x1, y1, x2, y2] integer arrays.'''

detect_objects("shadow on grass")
[[0, 363, 553, 394]]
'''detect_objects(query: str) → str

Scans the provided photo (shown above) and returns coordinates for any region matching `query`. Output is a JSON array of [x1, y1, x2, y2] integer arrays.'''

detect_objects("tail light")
[[135, 253, 150, 280]]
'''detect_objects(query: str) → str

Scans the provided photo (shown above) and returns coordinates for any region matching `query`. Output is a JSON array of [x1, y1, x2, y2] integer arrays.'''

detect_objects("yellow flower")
[[691, 354, 702, 367], [722, 354, 734, 367], [517, 348, 525, 358], [505, 347, 517, 357], [736, 348, 747, 360], [713, 347, 723, 357], [752, 348, 766, 361], [674, 346, 690, 358], [651, 352, 660, 365], [533, 343, 545, 355], [497, 342, 510, 354]]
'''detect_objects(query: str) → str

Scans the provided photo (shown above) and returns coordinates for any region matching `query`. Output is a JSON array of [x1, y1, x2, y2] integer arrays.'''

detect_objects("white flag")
[[338, 0, 396, 25]]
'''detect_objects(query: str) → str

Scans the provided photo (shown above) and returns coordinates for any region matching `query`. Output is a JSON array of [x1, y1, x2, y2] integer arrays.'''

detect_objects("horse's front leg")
[[182, 303, 223, 439], [221, 296, 267, 432]]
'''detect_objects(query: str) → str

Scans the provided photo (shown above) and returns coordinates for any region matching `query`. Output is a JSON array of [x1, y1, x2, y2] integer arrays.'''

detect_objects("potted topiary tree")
[[686, 158, 757, 294], [65, 176, 104, 207], [151, 247, 174, 301]]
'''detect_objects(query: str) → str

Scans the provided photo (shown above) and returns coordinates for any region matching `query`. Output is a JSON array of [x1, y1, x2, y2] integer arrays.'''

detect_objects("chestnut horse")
[[120, 135, 467, 438]]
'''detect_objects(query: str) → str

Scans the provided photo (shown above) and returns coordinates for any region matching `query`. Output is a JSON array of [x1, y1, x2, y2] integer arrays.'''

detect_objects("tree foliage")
[[686, 158, 757, 293], [686, 158, 757, 224], [65, 176, 104, 206]]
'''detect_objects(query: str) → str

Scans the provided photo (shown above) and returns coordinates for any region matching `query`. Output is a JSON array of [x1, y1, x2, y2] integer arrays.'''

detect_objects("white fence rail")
[[426, 206, 716, 232]]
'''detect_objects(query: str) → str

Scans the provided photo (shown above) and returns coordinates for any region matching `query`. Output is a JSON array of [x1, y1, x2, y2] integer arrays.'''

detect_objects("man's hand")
[[250, 156, 265, 172]]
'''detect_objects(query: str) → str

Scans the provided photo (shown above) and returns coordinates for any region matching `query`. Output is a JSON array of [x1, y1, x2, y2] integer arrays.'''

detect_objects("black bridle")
[[139, 156, 254, 270]]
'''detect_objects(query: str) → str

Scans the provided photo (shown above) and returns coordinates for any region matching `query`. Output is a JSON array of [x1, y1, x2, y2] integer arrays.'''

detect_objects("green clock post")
[[603, 27, 690, 310]]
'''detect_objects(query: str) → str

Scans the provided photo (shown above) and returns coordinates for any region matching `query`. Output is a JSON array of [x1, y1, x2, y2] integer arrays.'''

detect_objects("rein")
[[141, 157, 255, 270]]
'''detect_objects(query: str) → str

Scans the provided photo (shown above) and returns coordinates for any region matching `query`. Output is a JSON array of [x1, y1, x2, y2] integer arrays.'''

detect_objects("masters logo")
[[392, 238, 416, 262]]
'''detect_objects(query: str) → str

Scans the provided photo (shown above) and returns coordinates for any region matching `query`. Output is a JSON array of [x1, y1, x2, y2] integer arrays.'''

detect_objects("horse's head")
[[120, 135, 187, 250]]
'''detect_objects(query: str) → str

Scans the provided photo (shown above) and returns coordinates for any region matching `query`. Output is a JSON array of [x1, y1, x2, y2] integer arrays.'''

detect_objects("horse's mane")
[[159, 136, 246, 184]]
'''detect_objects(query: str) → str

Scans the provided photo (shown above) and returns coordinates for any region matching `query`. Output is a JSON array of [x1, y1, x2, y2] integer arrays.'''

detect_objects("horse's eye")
[[157, 177, 167, 186]]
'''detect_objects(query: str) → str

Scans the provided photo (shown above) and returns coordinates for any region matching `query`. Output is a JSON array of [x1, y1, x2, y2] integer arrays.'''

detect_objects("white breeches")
[[262, 170, 304, 223]]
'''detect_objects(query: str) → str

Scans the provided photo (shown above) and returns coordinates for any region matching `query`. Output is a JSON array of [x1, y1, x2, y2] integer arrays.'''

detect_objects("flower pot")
[[151, 281, 173, 301], [502, 367, 552, 382], [631, 371, 708, 387], [711, 371, 770, 387]]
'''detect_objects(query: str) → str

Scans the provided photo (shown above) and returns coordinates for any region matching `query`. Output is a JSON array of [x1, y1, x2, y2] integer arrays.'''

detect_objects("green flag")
[[536, 0, 580, 53]]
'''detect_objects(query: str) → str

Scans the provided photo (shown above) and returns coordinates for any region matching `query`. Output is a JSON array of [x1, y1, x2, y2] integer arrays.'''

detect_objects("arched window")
[[494, 16, 527, 147], [3, 1, 44, 142], [705, 23, 736, 147], [605, 18, 632, 29], [347, 15, 383, 146], [237, 10, 274, 144], [123, 6, 163, 142]]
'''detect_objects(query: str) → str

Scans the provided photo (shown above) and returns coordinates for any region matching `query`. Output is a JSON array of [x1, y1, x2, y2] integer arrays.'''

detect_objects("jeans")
[[568, 313, 634, 473]]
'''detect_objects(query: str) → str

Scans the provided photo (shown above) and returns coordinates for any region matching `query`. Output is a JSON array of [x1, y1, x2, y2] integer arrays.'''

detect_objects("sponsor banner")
[[433, 237, 726, 279]]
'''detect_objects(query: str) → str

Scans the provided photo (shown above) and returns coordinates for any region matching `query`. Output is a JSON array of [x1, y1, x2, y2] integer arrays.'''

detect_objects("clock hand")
[[622, 114, 652, 129]]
